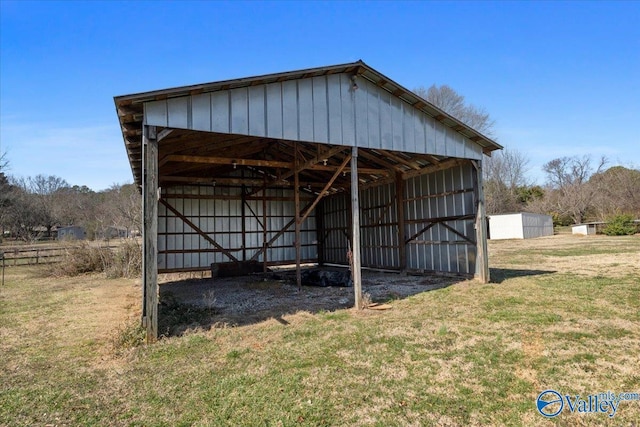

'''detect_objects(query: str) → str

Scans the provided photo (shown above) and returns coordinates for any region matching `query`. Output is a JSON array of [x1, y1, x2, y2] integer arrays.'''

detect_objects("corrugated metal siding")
[[321, 193, 350, 265], [157, 184, 317, 271], [404, 163, 476, 274], [321, 162, 477, 275], [144, 73, 483, 160], [489, 213, 554, 240], [521, 213, 554, 239], [359, 182, 399, 269]]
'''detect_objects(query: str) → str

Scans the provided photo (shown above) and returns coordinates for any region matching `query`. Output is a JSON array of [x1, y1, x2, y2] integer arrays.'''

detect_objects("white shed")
[[572, 223, 598, 235], [489, 213, 554, 240]]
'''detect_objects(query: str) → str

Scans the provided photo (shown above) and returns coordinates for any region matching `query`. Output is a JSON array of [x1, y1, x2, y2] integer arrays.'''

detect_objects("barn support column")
[[142, 125, 159, 342], [472, 160, 489, 283], [395, 172, 406, 272], [351, 147, 363, 309], [294, 143, 302, 290], [262, 176, 268, 272]]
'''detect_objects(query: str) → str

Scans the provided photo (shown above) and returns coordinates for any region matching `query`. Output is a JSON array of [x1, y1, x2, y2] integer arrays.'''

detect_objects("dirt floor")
[[159, 267, 462, 328]]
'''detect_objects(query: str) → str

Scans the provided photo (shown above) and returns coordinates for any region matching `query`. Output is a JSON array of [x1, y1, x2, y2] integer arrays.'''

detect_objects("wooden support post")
[[294, 144, 302, 290], [143, 125, 159, 342], [351, 147, 363, 309], [241, 182, 247, 262], [262, 175, 268, 272], [316, 200, 324, 267], [395, 172, 406, 272], [473, 160, 490, 283]]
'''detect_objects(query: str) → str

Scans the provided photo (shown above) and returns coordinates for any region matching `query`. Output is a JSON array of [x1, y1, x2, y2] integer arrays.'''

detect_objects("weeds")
[[50, 240, 141, 278], [112, 319, 145, 354]]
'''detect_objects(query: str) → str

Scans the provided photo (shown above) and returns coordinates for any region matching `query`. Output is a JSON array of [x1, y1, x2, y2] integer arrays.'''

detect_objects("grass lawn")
[[1, 235, 639, 426]]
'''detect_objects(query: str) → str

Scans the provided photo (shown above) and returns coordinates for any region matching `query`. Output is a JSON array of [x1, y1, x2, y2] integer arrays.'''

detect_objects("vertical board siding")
[[403, 162, 476, 274], [321, 163, 476, 274], [157, 184, 317, 271], [143, 73, 482, 160]]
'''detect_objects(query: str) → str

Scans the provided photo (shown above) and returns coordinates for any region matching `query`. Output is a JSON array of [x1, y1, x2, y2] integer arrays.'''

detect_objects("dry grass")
[[1, 234, 639, 426]]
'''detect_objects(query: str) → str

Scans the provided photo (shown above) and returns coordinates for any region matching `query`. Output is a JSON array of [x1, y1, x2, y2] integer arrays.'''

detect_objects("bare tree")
[[589, 166, 640, 220], [414, 84, 495, 136], [483, 148, 531, 214], [539, 155, 607, 224]]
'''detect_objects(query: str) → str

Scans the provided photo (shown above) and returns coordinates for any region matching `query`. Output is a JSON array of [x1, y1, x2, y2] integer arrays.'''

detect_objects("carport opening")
[[157, 266, 464, 337]]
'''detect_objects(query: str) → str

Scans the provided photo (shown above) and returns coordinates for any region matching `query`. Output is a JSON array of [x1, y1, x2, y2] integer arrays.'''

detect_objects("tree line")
[[1, 85, 638, 241], [1, 152, 140, 242], [418, 84, 640, 224]]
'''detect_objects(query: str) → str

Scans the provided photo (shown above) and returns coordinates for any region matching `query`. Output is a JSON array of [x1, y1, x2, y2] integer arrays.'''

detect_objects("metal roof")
[[114, 60, 502, 185]]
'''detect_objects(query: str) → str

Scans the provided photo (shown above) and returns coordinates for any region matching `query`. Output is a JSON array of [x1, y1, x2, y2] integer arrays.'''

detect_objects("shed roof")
[[115, 61, 501, 186]]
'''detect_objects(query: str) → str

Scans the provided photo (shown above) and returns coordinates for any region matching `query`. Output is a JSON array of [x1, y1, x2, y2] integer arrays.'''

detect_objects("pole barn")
[[114, 61, 502, 341]]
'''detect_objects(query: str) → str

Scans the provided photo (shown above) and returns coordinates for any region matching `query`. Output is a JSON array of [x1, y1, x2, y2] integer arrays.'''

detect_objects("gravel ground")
[[159, 267, 462, 327]]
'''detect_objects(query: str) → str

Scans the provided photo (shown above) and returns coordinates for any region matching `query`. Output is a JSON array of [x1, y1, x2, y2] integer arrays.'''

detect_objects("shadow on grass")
[[157, 268, 465, 337], [490, 268, 556, 284]]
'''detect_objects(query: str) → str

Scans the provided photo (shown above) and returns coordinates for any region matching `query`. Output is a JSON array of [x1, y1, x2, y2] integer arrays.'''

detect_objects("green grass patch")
[[1, 235, 640, 426]]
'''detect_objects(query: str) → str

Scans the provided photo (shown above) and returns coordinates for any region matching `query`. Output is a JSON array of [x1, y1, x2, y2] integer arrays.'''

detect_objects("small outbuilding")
[[488, 213, 553, 240], [57, 226, 86, 240], [572, 222, 600, 235]]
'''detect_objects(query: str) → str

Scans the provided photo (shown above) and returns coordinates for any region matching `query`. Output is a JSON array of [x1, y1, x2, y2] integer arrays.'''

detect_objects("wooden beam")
[[358, 149, 405, 172], [159, 198, 239, 263], [402, 158, 469, 180], [241, 183, 247, 261], [440, 222, 475, 245], [377, 149, 421, 170], [294, 144, 302, 290], [163, 154, 293, 169], [351, 147, 363, 309], [248, 198, 315, 262], [143, 125, 159, 343], [396, 172, 406, 272], [157, 128, 173, 142], [245, 145, 347, 197], [472, 160, 490, 283], [298, 154, 351, 225], [262, 175, 268, 272], [308, 164, 389, 175]]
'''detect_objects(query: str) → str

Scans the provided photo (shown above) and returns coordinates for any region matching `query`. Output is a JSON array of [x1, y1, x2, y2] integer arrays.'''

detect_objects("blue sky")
[[1, 0, 638, 191]]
